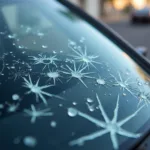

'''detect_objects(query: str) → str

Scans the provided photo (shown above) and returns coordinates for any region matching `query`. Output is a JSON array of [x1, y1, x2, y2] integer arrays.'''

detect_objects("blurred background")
[[69, 0, 150, 59]]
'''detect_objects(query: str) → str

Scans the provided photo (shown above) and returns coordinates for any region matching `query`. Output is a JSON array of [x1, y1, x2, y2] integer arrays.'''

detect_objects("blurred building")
[[114, 0, 150, 10], [69, 0, 101, 19], [69, 0, 150, 19]]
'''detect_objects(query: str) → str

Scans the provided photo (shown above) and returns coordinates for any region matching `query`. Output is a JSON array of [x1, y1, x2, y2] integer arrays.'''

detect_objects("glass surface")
[[0, 0, 150, 150]]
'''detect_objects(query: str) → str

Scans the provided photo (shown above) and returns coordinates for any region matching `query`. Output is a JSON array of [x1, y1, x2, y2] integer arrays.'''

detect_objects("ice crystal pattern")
[[46, 70, 62, 85], [137, 88, 150, 106], [29, 54, 59, 70], [24, 105, 53, 123], [96, 75, 111, 88], [62, 62, 93, 88], [23, 75, 61, 105], [69, 94, 144, 150], [10, 68, 28, 81], [111, 72, 136, 96], [68, 40, 100, 68], [6, 103, 19, 113], [0, 54, 6, 75]]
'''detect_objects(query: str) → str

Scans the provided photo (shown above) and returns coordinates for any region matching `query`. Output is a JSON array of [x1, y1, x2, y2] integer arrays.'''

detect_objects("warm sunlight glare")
[[131, 0, 146, 9], [113, 0, 129, 10]]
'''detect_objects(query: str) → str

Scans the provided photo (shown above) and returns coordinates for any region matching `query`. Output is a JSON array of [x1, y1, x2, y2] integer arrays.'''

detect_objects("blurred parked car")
[[131, 7, 150, 23], [0, 0, 150, 150]]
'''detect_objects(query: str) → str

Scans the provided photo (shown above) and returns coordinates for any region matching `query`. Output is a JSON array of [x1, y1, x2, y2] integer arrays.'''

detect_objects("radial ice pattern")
[[136, 87, 150, 106], [96, 75, 111, 88], [23, 75, 62, 105], [24, 105, 53, 123], [46, 69, 62, 85], [62, 62, 93, 88], [69, 94, 144, 149], [68, 40, 100, 69], [110, 72, 136, 96], [29, 54, 59, 70]]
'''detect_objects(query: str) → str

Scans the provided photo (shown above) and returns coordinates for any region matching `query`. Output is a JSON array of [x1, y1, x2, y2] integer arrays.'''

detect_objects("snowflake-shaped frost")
[[69, 94, 144, 150], [23, 75, 62, 105], [0, 54, 6, 75], [96, 75, 111, 88], [62, 62, 93, 88], [10, 68, 28, 81], [136, 88, 150, 106], [45, 69, 62, 85], [110, 72, 136, 96], [29, 54, 59, 70], [24, 105, 53, 123], [6, 102, 19, 113], [68, 40, 100, 69]]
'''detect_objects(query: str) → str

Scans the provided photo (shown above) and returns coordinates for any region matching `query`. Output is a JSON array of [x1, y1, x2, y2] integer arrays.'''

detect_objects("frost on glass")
[[136, 86, 150, 106], [45, 69, 62, 85], [23, 136, 37, 147], [0, 53, 7, 75], [110, 72, 136, 96], [96, 75, 111, 88], [69, 94, 144, 150], [86, 102, 96, 112], [68, 39, 101, 69], [62, 62, 93, 88], [12, 94, 20, 101], [29, 54, 59, 70], [24, 104, 53, 123], [23, 75, 63, 105], [50, 121, 57, 128], [6, 102, 19, 113], [10, 67, 29, 81]]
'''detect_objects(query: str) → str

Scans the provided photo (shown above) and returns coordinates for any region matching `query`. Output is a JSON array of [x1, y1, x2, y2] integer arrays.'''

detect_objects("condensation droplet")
[[96, 78, 105, 85], [11, 66, 15, 69], [145, 82, 149, 85], [123, 93, 126, 96], [86, 103, 95, 112], [138, 82, 142, 86], [87, 98, 93, 103], [68, 108, 78, 117], [12, 94, 20, 101], [96, 106, 99, 109], [18, 45, 24, 49], [23, 136, 37, 148], [50, 121, 57, 128], [80, 37, 85, 43], [59, 104, 63, 107], [37, 32, 44, 37], [42, 45, 48, 49], [53, 50, 57, 54], [22, 51, 26, 54], [69, 40, 76, 46], [72, 102, 77, 105], [0, 104, 4, 109]]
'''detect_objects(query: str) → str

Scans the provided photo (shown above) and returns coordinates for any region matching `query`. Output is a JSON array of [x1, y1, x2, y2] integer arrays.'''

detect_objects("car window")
[[0, 0, 150, 150]]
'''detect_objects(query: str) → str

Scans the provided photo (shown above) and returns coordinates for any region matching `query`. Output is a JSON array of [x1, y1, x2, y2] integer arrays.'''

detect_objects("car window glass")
[[0, 0, 149, 150]]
